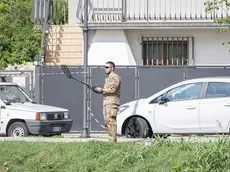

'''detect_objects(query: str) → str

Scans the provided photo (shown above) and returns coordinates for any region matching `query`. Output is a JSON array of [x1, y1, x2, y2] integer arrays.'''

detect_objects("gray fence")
[[35, 65, 230, 133], [0, 70, 34, 98]]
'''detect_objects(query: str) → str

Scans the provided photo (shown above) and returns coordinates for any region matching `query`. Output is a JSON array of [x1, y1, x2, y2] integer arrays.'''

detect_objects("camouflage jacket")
[[103, 71, 121, 106]]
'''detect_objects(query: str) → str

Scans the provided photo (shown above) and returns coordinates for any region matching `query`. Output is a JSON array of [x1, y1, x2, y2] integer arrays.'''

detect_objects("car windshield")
[[0, 85, 34, 104], [165, 83, 202, 101], [170, 84, 195, 97]]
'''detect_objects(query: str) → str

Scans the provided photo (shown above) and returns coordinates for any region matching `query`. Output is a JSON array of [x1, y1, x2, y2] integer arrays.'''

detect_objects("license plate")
[[53, 127, 62, 132]]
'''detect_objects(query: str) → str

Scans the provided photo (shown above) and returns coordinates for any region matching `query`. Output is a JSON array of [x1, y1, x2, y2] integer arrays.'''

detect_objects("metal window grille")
[[142, 37, 194, 66]]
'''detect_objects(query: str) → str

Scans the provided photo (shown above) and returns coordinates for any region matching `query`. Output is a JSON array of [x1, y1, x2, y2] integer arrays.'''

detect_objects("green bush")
[[0, 0, 41, 69]]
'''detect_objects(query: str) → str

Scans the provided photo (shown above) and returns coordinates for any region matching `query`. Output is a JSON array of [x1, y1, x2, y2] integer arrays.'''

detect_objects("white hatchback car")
[[0, 77, 73, 137], [117, 77, 230, 138]]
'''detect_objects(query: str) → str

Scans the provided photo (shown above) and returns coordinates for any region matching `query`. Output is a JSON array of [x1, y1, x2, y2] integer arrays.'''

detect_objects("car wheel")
[[8, 122, 29, 137], [124, 117, 151, 138], [44, 134, 62, 137]]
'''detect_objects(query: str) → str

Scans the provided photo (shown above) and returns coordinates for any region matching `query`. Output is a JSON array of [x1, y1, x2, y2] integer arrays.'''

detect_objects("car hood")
[[7, 103, 68, 112], [120, 98, 145, 107]]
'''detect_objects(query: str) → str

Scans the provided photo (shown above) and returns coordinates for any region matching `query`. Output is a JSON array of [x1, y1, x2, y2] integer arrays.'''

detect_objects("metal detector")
[[61, 65, 95, 89]]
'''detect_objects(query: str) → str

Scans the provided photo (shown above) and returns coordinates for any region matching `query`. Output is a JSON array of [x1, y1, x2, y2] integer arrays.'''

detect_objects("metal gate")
[[35, 65, 230, 132], [0, 70, 34, 97]]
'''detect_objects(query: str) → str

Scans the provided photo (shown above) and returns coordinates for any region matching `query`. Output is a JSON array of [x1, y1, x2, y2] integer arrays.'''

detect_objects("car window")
[[165, 82, 203, 102], [150, 94, 164, 104], [0, 85, 31, 103], [206, 82, 230, 98]]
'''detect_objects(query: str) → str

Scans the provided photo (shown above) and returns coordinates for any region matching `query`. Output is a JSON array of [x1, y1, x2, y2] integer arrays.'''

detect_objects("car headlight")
[[117, 105, 129, 114], [64, 111, 70, 119], [36, 112, 46, 120]]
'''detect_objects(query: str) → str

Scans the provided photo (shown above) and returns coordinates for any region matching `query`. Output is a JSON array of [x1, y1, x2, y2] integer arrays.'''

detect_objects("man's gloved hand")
[[88, 85, 96, 90], [93, 87, 103, 93], [88, 85, 103, 93]]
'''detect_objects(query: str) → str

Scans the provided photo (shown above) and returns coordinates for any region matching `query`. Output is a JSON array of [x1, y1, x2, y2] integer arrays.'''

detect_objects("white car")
[[117, 77, 230, 138], [0, 77, 73, 137]]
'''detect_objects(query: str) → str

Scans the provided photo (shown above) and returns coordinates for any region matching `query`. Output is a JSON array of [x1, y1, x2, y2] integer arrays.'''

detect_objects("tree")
[[0, 0, 42, 69], [205, 0, 230, 46]]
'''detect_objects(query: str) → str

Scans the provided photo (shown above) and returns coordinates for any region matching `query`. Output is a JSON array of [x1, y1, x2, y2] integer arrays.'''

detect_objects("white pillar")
[[88, 30, 136, 65], [68, 0, 80, 25]]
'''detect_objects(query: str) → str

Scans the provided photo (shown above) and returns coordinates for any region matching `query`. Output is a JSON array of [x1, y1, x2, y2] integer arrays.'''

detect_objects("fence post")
[[80, 0, 89, 138], [122, 0, 127, 22], [35, 65, 42, 104]]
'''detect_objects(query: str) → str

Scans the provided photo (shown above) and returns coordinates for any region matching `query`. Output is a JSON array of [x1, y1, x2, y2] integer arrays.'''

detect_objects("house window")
[[142, 37, 194, 66]]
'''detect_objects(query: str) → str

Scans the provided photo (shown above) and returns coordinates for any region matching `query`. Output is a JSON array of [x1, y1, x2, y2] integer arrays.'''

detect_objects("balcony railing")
[[77, 0, 229, 23]]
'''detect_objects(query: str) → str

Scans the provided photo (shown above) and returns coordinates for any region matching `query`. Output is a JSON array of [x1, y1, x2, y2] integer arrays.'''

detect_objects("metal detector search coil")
[[61, 65, 94, 89], [61, 65, 73, 79]]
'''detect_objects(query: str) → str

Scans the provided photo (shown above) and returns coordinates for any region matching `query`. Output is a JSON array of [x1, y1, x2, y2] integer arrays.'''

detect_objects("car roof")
[[172, 77, 230, 87], [184, 76, 230, 82], [145, 76, 230, 101]]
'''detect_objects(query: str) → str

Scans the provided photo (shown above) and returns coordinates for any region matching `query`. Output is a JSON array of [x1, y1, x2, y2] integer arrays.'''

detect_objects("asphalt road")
[[0, 133, 230, 143]]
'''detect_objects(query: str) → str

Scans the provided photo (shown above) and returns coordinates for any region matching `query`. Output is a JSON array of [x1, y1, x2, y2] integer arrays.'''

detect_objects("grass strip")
[[1, 138, 230, 172]]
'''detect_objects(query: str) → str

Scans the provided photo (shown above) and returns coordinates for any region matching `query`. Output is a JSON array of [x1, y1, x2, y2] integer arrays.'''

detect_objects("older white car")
[[0, 77, 73, 137], [117, 77, 230, 138]]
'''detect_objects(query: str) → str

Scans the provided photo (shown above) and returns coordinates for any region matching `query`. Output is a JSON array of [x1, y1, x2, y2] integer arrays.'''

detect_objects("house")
[[30, 0, 230, 133], [65, 0, 230, 66]]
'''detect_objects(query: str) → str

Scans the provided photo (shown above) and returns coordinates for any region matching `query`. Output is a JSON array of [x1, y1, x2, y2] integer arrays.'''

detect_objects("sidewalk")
[[0, 133, 230, 143], [0, 134, 142, 143]]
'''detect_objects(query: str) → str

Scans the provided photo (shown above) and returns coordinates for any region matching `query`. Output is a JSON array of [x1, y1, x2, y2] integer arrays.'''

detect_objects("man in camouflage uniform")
[[91, 61, 121, 142]]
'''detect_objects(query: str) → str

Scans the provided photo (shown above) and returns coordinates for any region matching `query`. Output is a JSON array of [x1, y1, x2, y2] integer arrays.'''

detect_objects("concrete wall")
[[87, 28, 230, 65], [88, 29, 137, 65], [68, 0, 80, 25], [125, 29, 230, 65]]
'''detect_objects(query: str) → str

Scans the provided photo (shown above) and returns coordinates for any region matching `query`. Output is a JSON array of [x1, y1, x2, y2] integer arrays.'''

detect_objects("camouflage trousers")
[[103, 104, 118, 142]]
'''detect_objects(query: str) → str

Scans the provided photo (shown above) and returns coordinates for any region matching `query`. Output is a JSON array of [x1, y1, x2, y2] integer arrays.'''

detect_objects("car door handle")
[[186, 106, 196, 110], [224, 104, 230, 107]]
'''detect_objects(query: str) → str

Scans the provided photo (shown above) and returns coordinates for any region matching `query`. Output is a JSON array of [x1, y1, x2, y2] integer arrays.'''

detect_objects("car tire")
[[44, 134, 62, 137], [8, 122, 29, 137], [124, 117, 151, 138]]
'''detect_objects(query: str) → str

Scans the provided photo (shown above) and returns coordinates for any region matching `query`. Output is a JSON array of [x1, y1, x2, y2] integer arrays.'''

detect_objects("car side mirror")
[[159, 97, 169, 105], [3, 99, 11, 105]]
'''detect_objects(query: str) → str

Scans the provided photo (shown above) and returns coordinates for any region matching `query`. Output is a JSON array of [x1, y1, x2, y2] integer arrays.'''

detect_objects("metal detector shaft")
[[61, 65, 91, 88], [72, 78, 91, 87]]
